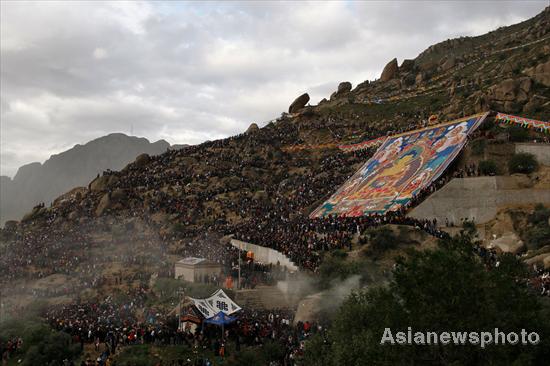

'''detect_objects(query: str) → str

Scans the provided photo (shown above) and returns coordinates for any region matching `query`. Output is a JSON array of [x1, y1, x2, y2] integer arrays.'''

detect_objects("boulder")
[[3, 220, 18, 231], [525, 60, 550, 87], [246, 123, 259, 134], [523, 95, 547, 113], [89, 175, 119, 192], [135, 153, 150, 167], [489, 232, 525, 254], [380, 58, 398, 82], [488, 78, 530, 104], [288, 93, 310, 114], [95, 193, 112, 216], [337, 81, 352, 94], [519, 77, 532, 94]]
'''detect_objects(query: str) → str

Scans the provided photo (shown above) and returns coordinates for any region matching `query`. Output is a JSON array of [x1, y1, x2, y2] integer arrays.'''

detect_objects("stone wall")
[[515, 143, 550, 166], [408, 176, 550, 225], [230, 239, 298, 271]]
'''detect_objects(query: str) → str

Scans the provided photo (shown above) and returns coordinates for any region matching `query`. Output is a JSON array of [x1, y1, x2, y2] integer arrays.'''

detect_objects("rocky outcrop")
[[330, 82, 352, 100], [288, 93, 310, 113], [380, 58, 398, 82], [337, 81, 352, 94], [525, 59, 550, 87], [399, 59, 415, 72], [487, 77, 532, 112], [246, 123, 259, 134]]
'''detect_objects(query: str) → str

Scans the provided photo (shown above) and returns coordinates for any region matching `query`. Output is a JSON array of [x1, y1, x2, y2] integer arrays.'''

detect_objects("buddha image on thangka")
[[310, 113, 488, 218]]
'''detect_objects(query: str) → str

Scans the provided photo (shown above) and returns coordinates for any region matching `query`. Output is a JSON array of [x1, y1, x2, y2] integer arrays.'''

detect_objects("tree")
[[508, 126, 529, 142], [508, 153, 539, 174], [302, 230, 550, 365]]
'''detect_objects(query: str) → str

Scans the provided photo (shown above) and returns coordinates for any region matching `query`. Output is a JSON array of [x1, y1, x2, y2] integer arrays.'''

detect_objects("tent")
[[204, 311, 237, 326], [204, 311, 237, 339]]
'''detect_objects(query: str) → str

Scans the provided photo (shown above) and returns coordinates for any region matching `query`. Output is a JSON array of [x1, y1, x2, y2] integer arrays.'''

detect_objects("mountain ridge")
[[0, 133, 183, 224]]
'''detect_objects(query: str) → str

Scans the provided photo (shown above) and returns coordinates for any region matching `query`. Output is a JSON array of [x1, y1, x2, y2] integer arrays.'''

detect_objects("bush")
[[471, 139, 486, 155], [525, 226, 550, 250], [508, 126, 529, 142], [508, 153, 539, 174], [478, 160, 498, 175]]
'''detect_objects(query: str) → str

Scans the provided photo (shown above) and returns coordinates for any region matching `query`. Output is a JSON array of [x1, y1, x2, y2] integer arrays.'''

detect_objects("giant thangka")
[[190, 289, 242, 319], [311, 113, 489, 218]]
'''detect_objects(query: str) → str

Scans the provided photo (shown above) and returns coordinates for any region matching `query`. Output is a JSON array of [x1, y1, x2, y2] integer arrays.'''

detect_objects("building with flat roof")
[[175, 257, 223, 283]]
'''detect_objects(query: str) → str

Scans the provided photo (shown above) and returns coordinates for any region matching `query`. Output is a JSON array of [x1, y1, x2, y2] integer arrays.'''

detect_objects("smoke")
[[277, 268, 379, 325]]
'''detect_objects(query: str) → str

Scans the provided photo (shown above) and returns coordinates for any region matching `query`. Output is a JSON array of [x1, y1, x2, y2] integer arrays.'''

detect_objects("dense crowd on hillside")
[[42, 292, 313, 366]]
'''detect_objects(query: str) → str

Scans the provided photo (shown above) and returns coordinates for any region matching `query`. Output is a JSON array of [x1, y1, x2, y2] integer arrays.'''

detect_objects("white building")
[[174, 257, 223, 283]]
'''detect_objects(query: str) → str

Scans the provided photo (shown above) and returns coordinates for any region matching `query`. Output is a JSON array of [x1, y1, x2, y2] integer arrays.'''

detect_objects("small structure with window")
[[175, 257, 223, 283]]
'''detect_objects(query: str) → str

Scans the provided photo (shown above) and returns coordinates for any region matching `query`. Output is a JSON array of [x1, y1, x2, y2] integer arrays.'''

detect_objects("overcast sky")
[[1, 1, 547, 177]]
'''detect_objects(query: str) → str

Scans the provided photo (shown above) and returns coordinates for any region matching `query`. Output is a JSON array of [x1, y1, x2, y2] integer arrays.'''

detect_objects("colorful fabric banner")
[[338, 136, 388, 152], [495, 112, 549, 134], [310, 112, 489, 218]]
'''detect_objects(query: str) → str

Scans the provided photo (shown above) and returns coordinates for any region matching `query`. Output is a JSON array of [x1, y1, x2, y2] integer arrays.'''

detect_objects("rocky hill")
[[0, 7, 549, 309], [0, 133, 173, 224]]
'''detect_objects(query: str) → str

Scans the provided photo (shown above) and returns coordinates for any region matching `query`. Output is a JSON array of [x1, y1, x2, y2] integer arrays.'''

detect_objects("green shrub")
[[471, 139, 487, 155], [478, 160, 498, 175], [508, 153, 539, 174], [508, 126, 529, 142]]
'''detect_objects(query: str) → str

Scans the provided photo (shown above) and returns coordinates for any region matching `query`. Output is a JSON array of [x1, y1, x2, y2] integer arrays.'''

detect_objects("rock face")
[[380, 58, 399, 82], [288, 93, 310, 113]]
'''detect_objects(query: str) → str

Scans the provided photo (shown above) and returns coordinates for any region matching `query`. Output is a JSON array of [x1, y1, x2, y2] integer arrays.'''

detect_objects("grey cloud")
[[1, 0, 547, 177]]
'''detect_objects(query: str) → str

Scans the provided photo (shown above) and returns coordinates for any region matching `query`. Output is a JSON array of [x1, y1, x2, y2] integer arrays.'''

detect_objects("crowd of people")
[[42, 291, 316, 366]]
